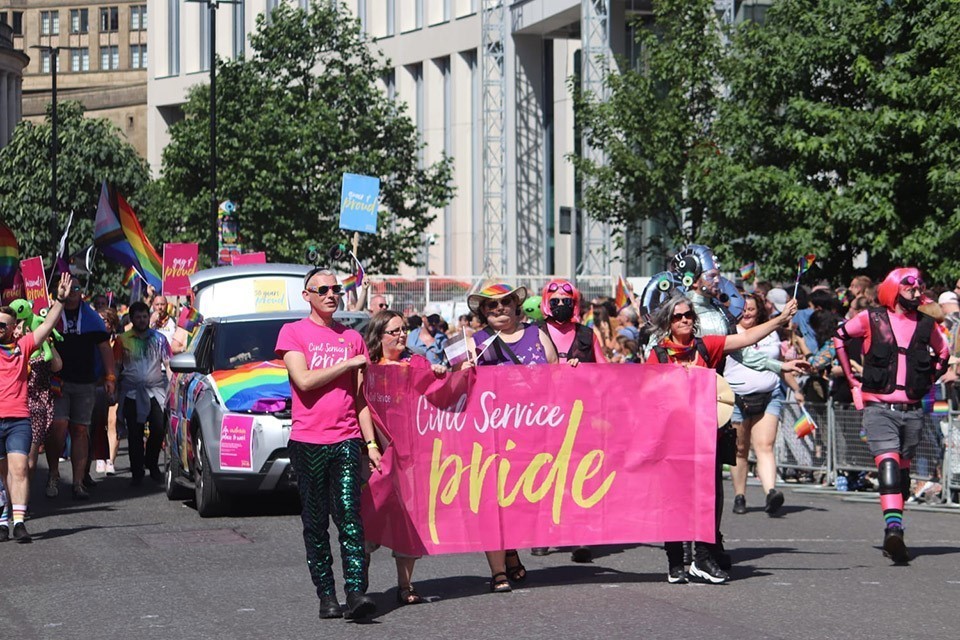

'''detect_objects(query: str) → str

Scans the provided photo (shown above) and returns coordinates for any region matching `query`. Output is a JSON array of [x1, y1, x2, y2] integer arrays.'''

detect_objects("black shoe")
[[667, 565, 689, 584], [318, 595, 343, 619], [131, 475, 143, 487], [12, 522, 32, 543], [72, 485, 90, 500], [682, 541, 693, 565], [690, 557, 729, 584], [764, 489, 785, 514], [149, 467, 164, 484], [344, 591, 375, 620], [570, 546, 592, 563], [733, 494, 747, 514], [82, 473, 98, 489], [882, 527, 910, 564], [530, 547, 549, 556], [0, 525, 8, 542]]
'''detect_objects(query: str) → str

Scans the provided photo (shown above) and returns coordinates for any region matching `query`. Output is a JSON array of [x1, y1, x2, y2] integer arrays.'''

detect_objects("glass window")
[[131, 5, 147, 31], [70, 8, 89, 34], [130, 44, 147, 69], [51, 11, 60, 35], [100, 7, 119, 32], [70, 48, 90, 72], [167, 0, 180, 75], [40, 49, 51, 74], [40, 11, 50, 35], [101, 45, 119, 70], [12, 11, 24, 36]]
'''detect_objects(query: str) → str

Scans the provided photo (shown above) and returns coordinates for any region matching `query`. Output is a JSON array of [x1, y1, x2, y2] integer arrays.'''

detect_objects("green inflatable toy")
[[522, 295, 544, 322], [9, 299, 62, 362]]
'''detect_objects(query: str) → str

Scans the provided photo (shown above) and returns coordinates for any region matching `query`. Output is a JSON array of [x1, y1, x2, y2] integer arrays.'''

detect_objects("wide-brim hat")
[[468, 283, 528, 314]]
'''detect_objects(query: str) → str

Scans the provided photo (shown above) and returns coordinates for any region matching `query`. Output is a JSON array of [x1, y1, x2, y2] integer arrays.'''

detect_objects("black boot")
[[318, 595, 342, 619], [345, 591, 376, 619], [882, 527, 910, 564]]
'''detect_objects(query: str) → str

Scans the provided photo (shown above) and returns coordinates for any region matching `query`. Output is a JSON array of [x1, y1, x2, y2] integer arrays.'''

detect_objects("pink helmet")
[[540, 279, 583, 323]]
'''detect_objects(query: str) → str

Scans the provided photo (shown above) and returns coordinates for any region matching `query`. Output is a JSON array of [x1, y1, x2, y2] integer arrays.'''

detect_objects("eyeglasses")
[[383, 327, 408, 337], [377, 303, 389, 309], [900, 276, 925, 289], [547, 282, 574, 294], [483, 297, 515, 311], [305, 284, 344, 296], [671, 310, 696, 322]]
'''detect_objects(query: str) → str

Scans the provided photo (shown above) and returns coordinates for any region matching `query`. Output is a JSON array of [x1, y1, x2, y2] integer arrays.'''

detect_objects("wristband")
[[105, 374, 117, 382], [366, 442, 380, 450]]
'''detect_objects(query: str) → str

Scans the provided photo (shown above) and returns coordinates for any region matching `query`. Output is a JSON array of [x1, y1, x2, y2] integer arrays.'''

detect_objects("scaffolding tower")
[[481, 0, 507, 276], [578, 0, 613, 276]]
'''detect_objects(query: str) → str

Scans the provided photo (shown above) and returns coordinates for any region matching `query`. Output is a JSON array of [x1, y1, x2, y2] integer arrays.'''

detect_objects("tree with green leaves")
[[152, 1, 453, 272], [705, 0, 960, 284], [0, 101, 151, 291]]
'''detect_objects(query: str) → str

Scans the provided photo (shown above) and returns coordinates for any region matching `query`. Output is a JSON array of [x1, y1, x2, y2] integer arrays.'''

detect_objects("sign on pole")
[[162, 243, 199, 296], [232, 252, 266, 265], [20, 256, 49, 313], [338, 173, 380, 234]]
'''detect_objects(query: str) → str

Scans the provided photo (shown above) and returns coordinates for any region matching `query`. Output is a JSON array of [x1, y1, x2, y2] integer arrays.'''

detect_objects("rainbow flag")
[[582, 308, 595, 327], [797, 254, 816, 275], [121, 266, 137, 287], [0, 222, 19, 286], [793, 408, 817, 438], [94, 181, 162, 291], [614, 275, 632, 310], [211, 359, 291, 412], [342, 274, 359, 292], [739, 262, 756, 281], [177, 305, 203, 332], [922, 387, 950, 417]]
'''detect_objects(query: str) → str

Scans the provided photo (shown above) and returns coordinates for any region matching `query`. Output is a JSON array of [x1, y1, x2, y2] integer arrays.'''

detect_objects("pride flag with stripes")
[[211, 359, 291, 412], [94, 181, 162, 291], [177, 305, 203, 332], [739, 262, 756, 281], [342, 274, 359, 292], [793, 408, 817, 438], [614, 275, 632, 311], [0, 222, 19, 286], [582, 308, 594, 327], [797, 254, 816, 275], [921, 387, 950, 417]]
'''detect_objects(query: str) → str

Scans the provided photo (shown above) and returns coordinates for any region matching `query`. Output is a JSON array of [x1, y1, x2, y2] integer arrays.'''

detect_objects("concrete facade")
[[2, 0, 148, 157], [0, 20, 28, 148]]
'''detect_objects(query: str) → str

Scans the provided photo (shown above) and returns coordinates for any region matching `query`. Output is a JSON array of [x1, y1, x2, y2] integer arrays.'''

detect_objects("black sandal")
[[490, 572, 512, 593], [397, 585, 424, 605], [505, 550, 527, 583]]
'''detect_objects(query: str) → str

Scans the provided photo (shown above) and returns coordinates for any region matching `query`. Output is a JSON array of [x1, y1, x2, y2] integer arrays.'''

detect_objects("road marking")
[[43, 623, 62, 628], [600, 584, 621, 589], [947, 581, 960, 584], [772, 582, 792, 586], [237, 608, 256, 612], [860, 582, 881, 585], [141, 615, 159, 619]]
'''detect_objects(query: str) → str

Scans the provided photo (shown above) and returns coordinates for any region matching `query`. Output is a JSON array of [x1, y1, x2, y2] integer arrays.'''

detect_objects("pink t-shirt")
[[843, 309, 950, 403], [0, 334, 37, 418], [275, 318, 369, 445]]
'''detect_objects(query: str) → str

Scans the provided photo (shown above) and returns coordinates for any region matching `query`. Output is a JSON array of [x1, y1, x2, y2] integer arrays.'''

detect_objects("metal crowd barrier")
[[770, 388, 960, 506]]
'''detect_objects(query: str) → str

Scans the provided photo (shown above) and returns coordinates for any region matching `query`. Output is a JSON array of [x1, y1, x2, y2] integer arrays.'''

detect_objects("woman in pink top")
[[835, 267, 950, 564]]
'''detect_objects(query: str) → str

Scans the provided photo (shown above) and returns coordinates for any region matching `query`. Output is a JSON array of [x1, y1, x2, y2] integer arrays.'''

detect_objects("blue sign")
[[339, 173, 380, 234]]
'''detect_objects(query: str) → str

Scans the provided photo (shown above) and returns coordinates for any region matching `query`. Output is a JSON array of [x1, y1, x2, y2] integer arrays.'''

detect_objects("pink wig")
[[541, 278, 582, 323], [876, 267, 926, 311]]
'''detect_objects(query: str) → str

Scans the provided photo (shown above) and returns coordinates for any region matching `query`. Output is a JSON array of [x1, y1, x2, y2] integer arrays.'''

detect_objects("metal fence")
[[769, 390, 960, 506], [363, 275, 617, 316]]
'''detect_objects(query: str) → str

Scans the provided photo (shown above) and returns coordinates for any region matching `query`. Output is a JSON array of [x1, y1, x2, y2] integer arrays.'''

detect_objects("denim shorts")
[[0, 417, 32, 458], [731, 385, 785, 423]]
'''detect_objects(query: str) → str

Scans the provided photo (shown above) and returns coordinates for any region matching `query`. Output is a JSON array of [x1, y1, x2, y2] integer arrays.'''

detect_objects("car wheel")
[[195, 433, 227, 517], [165, 433, 191, 501]]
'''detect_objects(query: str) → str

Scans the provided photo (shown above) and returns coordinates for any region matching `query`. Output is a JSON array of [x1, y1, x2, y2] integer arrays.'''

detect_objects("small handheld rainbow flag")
[[739, 262, 756, 281], [582, 308, 595, 327], [0, 222, 19, 287], [121, 266, 137, 287], [793, 407, 817, 438], [797, 254, 816, 275], [614, 275, 633, 311], [921, 387, 950, 418], [342, 274, 358, 292], [177, 305, 203, 332]]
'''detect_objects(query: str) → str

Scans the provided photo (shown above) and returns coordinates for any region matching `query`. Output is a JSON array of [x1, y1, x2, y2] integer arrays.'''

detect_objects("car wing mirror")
[[170, 353, 198, 374]]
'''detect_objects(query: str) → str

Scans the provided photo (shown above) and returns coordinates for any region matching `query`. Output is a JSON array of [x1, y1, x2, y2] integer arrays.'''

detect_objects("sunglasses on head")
[[900, 276, 925, 289], [384, 327, 408, 337], [483, 296, 515, 311], [547, 282, 574, 294], [306, 284, 344, 296], [671, 310, 696, 322]]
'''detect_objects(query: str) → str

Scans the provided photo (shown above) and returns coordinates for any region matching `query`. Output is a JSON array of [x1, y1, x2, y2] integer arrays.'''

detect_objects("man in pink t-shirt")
[[275, 268, 381, 621], [835, 267, 950, 564], [0, 273, 71, 543]]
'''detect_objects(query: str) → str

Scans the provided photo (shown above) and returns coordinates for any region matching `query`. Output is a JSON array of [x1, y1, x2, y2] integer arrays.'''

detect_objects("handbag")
[[717, 424, 738, 466], [734, 390, 773, 417]]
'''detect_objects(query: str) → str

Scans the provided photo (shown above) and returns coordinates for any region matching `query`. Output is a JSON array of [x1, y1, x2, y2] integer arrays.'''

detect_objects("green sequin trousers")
[[288, 439, 368, 598]]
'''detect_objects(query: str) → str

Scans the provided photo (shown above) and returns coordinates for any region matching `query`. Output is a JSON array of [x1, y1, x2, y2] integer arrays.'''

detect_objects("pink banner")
[[361, 364, 718, 556], [232, 252, 266, 265], [20, 256, 48, 314], [219, 415, 254, 470], [162, 243, 199, 296]]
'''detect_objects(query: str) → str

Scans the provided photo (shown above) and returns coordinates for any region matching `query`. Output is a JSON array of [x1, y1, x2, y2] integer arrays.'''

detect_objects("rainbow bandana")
[[211, 359, 291, 412]]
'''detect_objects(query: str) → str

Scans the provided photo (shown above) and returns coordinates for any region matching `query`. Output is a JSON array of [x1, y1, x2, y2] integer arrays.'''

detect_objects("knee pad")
[[877, 457, 901, 495]]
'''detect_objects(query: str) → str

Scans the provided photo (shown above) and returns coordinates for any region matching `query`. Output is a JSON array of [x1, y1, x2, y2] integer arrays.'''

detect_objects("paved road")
[[2, 450, 958, 640]]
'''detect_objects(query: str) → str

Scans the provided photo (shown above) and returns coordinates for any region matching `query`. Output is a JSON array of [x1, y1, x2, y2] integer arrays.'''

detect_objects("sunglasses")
[[377, 303, 389, 309], [483, 296, 515, 311], [0, 321, 10, 329], [900, 276, 925, 289], [547, 282, 574, 294], [671, 310, 696, 322], [384, 327, 408, 337], [306, 285, 344, 296]]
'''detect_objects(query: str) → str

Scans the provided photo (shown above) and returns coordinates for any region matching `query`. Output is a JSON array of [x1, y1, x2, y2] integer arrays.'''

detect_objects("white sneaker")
[[95, 460, 106, 473], [105, 460, 116, 476]]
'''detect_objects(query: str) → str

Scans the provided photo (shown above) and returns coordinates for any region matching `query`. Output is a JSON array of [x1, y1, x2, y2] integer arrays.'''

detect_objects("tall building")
[[2, 1, 148, 157], [0, 18, 28, 148], [147, 1, 772, 278]]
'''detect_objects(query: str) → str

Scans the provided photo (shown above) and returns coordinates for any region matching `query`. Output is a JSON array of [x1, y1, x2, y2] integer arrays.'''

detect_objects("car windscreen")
[[213, 319, 293, 371]]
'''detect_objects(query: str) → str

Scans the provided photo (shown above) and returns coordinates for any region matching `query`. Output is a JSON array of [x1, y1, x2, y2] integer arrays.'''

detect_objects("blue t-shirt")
[[407, 327, 448, 365], [793, 308, 818, 354]]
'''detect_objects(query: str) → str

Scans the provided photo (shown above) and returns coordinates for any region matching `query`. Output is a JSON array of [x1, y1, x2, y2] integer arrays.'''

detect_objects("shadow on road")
[[33, 522, 163, 541]]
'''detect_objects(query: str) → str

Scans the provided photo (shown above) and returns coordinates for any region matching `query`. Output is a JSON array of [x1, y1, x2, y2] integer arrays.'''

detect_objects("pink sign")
[[232, 252, 266, 265], [361, 364, 719, 556], [162, 243, 199, 296], [219, 414, 254, 470], [20, 256, 48, 314]]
